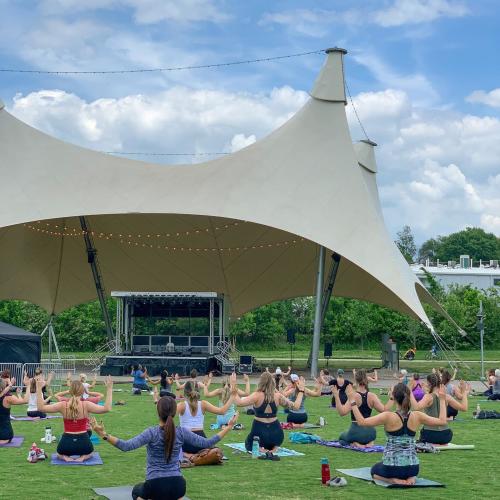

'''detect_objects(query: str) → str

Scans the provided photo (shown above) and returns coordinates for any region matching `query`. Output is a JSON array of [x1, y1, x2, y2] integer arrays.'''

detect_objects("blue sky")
[[1, 0, 499, 245]]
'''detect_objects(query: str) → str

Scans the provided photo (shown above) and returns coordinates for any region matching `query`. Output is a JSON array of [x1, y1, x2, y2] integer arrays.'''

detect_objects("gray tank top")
[[494, 378, 500, 395], [423, 393, 448, 431], [289, 390, 306, 414]]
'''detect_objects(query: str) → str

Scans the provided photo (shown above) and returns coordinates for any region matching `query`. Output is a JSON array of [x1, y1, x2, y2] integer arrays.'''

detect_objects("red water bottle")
[[321, 457, 331, 484]]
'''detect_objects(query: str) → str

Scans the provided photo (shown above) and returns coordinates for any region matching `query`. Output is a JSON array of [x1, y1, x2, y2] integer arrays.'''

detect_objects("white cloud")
[[373, 0, 469, 27], [466, 88, 500, 108], [352, 52, 438, 105], [125, 0, 229, 24], [9, 86, 308, 158], [229, 133, 256, 152], [39, 0, 229, 24]]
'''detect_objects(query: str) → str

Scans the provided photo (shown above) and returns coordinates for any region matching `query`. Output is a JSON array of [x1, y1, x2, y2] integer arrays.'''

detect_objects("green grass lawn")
[[1, 382, 499, 499]]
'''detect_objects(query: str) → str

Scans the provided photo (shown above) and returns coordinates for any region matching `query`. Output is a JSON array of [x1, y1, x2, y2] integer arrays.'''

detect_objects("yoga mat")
[[280, 423, 321, 430], [11, 415, 61, 421], [337, 467, 444, 488], [0, 436, 24, 447], [51, 453, 103, 466], [92, 487, 191, 500], [434, 443, 474, 450], [224, 442, 304, 457], [93, 486, 133, 500], [317, 440, 384, 453]]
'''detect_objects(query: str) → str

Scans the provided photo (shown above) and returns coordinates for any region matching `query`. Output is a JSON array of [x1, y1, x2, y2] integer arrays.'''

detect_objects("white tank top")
[[179, 400, 204, 429], [28, 393, 38, 412]]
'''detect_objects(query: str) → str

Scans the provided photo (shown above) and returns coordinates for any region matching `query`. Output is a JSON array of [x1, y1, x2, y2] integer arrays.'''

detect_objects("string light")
[[23, 220, 245, 239], [22, 222, 304, 252]]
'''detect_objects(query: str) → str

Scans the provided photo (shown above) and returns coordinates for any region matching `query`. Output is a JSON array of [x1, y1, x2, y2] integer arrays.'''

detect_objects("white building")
[[412, 257, 500, 291]]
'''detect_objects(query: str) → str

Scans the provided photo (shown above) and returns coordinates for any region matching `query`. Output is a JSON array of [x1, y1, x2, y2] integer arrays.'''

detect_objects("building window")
[[494, 278, 500, 287]]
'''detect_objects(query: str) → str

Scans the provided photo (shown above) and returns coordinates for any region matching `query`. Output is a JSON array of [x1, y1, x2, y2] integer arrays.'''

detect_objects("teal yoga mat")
[[336, 467, 444, 488], [224, 442, 304, 456]]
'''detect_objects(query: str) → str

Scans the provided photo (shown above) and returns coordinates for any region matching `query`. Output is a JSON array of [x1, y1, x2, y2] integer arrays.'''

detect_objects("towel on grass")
[[224, 442, 304, 457], [317, 440, 384, 453]]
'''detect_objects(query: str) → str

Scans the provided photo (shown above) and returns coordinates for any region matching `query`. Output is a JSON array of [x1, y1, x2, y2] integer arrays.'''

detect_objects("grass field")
[[1, 382, 499, 499]]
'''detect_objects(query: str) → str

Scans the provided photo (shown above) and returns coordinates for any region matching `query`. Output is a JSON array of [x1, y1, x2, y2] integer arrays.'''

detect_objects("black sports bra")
[[351, 391, 372, 421], [254, 397, 278, 418], [387, 412, 416, 437]]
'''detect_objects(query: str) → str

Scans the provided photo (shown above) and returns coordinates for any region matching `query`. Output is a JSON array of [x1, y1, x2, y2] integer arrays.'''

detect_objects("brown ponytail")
[[393, 383, 411, 415], [157, 396, 177, 461], [426, 373, 440, 392], [184, 381, 200, 415]]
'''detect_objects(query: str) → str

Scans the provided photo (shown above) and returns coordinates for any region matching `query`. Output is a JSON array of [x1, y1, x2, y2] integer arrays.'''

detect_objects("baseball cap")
[[290, 374, 299, 382], [275, 367, 282, 375], [337, 369, 344, 376]]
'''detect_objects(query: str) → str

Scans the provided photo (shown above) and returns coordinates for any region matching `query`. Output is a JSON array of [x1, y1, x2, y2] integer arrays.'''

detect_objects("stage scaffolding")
[[112, 291, 224, 355]]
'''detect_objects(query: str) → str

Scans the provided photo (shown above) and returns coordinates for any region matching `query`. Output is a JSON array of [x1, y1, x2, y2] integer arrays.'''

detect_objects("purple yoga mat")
[[51, 453, 103, 466], [317, 440, 384, 453], [11, 415, 62, 421], [0, 436, 24, 447]]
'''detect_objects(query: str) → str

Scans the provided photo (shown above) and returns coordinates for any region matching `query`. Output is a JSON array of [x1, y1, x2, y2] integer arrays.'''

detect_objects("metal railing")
[[84, 340, 117, 372], [215, 340, 240, 366]]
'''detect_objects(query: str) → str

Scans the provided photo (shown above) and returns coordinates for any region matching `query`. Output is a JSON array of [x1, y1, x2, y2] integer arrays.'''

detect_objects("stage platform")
[[100, 354, 219, 377]]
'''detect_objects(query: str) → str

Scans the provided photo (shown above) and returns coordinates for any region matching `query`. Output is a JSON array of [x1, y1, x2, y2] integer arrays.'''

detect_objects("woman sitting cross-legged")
[[281, 374, 321, 427], [91, 396, 239, 500], [36, 376, 113, 462], [234, 372, 305, 460], [148, 370, 176, 399], [0, 379, 27, 444], [177, 380, 235, 458], [23, 378, 51, 418], [333, 369, 387, 448], [410, 373, 469, 445], [203, 373, 250, 428], [350, 382, 447, 485]]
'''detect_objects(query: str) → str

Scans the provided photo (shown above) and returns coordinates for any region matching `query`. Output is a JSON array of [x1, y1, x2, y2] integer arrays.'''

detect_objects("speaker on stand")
[[287, 329, 296, 367], [324, 342, 333, 368]]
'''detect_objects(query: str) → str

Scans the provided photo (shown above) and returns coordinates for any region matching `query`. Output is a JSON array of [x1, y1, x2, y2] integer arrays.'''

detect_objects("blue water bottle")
[[252, 436, 260, 458]]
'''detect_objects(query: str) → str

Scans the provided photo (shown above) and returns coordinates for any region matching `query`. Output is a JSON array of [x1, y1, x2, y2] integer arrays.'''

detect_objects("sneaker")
[[328, 477, 347, 487], [318, 417, 325, 427]]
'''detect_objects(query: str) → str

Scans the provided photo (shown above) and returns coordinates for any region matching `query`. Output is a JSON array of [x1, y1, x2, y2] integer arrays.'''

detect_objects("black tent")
[[0, 321, 41, 363]]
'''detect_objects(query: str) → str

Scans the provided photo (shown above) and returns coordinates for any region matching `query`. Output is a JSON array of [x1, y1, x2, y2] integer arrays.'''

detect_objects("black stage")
[[100, 353, 218, 376]]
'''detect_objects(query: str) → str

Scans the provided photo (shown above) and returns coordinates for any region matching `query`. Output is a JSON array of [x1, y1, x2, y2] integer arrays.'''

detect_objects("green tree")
[[418, 237, 443, 263], [395, 225, 417, 263], [436, 227, 500, 263]]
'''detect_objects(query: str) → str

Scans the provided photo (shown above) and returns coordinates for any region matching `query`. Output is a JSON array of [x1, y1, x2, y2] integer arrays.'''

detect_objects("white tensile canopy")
[[0, 49, 458, 367]]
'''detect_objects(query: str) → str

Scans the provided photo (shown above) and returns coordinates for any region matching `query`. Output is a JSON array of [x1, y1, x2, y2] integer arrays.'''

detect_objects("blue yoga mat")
[[93, 486, 192, 500], [51, 452, 103, 466]]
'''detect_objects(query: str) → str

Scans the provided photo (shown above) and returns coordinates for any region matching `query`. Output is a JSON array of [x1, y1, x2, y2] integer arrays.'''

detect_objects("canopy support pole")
[[79, 216, 114, 342], [41, 316, 61, 362], [311, 246, 326, 378], [310, 251, 341, 377]]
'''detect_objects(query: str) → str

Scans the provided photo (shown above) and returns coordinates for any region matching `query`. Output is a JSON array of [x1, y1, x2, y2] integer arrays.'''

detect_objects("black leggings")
[[331, 391, 348, 408], [27, 411, 47, 419], [371, 462, 419, 480], [488, 394, 500, 401], [159, 390, 176, 399], [132, 476, 186, 500], [287, 412, 308, 424], [182, 430, 207, 454], [447, 406, 458, 419], [420, 428, 453, 445], [245, 420, 284, 452], [0, 420, 13, 442], [57, 432, 94, 456]]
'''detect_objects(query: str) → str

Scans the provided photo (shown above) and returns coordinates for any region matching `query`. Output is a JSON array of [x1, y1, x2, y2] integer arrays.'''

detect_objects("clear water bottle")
[[44, 426, 52, 443], [475, 403, 481, 418], [251, 436, 260, 458]]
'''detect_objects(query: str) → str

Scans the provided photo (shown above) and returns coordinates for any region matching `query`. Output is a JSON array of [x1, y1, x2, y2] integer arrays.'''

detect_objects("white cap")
[[290, 374, 299, 382], [400, 369, 408, 376], [275, 367, 282, 375], [495, 369, 500, 377]]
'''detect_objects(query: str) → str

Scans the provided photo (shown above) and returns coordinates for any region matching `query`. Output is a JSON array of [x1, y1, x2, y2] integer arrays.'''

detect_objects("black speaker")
[[324, 342, 333, 358], [287, 329, 296, 345]]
